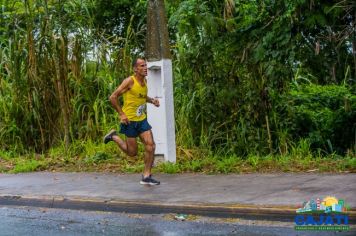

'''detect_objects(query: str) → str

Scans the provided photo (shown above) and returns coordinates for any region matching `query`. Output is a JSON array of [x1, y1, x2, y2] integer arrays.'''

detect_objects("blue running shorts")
[[119, 118, 152, 138]]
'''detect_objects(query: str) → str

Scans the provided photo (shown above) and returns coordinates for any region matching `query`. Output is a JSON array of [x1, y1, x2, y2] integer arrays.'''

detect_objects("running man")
[[104, 58, 160, 185]]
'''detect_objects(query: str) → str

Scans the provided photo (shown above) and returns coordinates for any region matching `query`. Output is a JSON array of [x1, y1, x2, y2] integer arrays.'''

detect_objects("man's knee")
[[126, 146, 138, 157], [145, 142, 155, 153], [127, 151, 137, 157]]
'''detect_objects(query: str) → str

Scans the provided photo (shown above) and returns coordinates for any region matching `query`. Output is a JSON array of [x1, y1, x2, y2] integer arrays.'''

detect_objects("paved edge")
[[1, 195, 355, 223]]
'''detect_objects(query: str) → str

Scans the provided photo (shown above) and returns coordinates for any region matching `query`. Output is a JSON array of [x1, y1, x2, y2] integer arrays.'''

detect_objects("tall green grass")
[[0, 0, 354, 173]]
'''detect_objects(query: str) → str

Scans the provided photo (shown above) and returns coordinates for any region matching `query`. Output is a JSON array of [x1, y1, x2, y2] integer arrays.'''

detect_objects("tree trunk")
[[54, 35, 70, 150]]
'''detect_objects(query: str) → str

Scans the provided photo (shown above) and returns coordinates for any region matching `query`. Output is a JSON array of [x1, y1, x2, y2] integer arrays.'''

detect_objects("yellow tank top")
[[122, 76, 147, 121]]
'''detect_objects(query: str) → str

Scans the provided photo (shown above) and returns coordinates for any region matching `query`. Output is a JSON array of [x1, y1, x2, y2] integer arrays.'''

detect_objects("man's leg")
[[139, 130, 155, 178], [112, 135, 138, 157], [104, 129, 138, 156]]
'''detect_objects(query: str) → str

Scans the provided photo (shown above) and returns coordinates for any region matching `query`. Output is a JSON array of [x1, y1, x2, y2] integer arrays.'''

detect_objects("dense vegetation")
[[0, 0, 355, 173]]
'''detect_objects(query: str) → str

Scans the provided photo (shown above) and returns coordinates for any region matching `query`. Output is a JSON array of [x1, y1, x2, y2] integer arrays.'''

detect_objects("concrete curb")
[[1, 195, 355, 223]]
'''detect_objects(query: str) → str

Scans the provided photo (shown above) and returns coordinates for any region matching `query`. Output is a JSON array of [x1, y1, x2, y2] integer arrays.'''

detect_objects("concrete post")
[[146, 0, 176, 163]]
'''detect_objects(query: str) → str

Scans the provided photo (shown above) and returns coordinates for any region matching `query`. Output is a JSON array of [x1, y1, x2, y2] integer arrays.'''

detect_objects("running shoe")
[[140, 175, 160, 185], [103, 130, 117, 144]]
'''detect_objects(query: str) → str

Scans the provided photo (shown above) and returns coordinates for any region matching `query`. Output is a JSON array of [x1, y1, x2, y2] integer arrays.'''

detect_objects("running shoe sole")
[[140, 180, 160, 185]]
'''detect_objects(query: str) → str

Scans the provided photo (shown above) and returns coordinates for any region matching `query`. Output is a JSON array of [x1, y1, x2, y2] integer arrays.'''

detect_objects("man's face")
[[134, 59, 147, 77]]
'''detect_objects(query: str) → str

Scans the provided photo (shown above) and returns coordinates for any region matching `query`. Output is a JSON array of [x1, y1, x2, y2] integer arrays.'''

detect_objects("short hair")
[[132, 58, 145, 68]]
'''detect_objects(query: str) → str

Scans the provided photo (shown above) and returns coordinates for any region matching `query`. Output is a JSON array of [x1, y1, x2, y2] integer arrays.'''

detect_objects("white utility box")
[[147, 59, 176, 163]]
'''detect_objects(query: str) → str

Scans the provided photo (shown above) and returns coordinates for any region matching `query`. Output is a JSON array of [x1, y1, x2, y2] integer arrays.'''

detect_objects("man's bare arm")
[[109, 77, 133, 124], [146, 96, 160, 107]]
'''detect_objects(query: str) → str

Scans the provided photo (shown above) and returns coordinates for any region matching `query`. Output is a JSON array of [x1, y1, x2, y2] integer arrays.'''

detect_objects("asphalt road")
[[0, 206, 354, 236]]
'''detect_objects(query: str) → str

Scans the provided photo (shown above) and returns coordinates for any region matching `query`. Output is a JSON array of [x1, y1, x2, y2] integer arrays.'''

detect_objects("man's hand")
[[119, 113, 129, 125], [151, 98, 160, 107]]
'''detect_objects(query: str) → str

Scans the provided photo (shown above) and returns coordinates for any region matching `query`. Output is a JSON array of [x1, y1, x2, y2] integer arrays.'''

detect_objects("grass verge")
[[0, 142, 355, 174]]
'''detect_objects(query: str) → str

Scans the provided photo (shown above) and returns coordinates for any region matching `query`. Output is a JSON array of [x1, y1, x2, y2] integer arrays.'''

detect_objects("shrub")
[[281, 84, 355, 155]]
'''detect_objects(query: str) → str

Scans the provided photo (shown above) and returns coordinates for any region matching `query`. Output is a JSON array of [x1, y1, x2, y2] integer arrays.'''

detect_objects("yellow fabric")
[[122, 76, 147, 121]]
